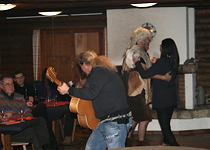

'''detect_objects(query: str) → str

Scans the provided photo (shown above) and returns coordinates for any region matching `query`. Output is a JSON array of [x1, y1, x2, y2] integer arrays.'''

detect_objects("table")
[[0, 118, 40, 150], [45, 101, 69, 144], [46, 101, 69, 121], [110, 146, 209, 150]]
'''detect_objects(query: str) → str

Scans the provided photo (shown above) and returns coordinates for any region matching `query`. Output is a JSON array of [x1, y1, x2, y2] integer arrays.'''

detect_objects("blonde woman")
[[122, 27, 170, 146]]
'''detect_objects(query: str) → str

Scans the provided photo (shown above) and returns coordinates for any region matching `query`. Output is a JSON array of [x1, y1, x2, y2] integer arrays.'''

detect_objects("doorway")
[[40, 27, 105, 84]]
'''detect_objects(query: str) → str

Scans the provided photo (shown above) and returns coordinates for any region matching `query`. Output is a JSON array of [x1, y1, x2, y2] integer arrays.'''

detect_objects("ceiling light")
[[131, 3, 157, 7], [0, 4, 16, 11], [38, 11, 62, 16]]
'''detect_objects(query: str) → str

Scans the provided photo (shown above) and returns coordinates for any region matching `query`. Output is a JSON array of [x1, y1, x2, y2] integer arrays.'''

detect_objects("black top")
[[68, 67, 129, 119], [14, 83, 35, 98], [135, 58, 178, 109]]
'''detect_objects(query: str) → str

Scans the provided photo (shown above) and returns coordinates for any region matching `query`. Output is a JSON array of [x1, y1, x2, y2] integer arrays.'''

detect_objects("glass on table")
[[2, 114, 8, 122], [46, 97, 51, 103], [1, 110, 8, 123], [1, 110, 6, 122], [0, 110, 4, 119], [52, 96, 58, 106], [39, 97, 46, 102], [19, 109, 25, 122]]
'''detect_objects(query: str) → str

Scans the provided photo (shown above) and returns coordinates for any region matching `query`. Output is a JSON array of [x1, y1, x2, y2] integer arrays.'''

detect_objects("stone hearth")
[[151, 105, 210, 119]]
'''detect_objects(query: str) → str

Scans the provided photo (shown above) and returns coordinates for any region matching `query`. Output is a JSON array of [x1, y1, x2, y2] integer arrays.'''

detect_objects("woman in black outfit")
[[134, 38, 180, 146]]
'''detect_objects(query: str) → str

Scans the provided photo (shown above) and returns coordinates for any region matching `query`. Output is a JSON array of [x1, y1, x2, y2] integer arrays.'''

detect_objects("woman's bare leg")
[[127, 120, 137, 138], [138, 120, 149, 141]]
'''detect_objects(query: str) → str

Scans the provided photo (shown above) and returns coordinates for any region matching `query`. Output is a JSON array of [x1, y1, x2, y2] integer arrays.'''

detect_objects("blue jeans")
[[85, 117, 132, 150]]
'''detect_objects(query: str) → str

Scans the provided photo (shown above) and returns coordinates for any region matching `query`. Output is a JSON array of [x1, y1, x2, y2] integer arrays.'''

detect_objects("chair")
[[11, 142, 30, 150], [52, 116, 67, 144], [58, 119, 65, 139], [57, 113, 78, 143], [1, 133, 32, 150], [71, 118, 78, 142]]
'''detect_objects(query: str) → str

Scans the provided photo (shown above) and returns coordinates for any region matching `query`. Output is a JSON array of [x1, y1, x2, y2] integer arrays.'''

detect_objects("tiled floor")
[[59, 126, 210, 150]]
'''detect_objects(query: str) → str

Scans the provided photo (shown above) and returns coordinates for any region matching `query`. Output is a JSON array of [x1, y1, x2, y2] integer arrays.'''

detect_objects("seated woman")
[[35, 68, 59, 101], [36, 68, 76, 145]]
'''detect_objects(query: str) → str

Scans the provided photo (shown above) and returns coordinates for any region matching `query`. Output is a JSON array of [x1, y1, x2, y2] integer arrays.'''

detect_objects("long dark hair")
[[42, 68, 56, 88], [160, 38, 180, 73]]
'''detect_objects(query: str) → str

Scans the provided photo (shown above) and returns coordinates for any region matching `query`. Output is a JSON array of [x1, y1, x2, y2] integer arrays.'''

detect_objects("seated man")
[[13, 70, 34, 101], [13, 70, 48, 120], [13, 70, 59, 149], [0, 74, 49, 149]]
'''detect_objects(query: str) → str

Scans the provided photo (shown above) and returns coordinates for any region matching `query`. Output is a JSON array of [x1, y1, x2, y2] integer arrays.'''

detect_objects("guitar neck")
[[54, 79, 62, 86]]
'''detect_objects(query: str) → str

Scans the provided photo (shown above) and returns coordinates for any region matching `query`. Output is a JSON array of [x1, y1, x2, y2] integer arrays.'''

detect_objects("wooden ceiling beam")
[[1, 0, 210, 18]]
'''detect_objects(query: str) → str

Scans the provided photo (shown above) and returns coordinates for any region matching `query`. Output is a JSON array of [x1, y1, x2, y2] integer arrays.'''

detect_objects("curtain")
[[32, 30, 41, 81]]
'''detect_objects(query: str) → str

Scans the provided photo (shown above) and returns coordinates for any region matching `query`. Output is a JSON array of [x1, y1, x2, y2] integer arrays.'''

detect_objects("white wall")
[[107, 7, 195, 65], [107, 7, 198, 130]]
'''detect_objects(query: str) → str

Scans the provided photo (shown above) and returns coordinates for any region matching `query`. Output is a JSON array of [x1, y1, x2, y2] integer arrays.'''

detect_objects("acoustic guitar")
[[46, 67, 99, 130]]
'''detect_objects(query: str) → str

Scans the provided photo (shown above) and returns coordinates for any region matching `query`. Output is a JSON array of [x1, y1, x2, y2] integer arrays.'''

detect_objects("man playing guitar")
[[57, 50, 132, 150]]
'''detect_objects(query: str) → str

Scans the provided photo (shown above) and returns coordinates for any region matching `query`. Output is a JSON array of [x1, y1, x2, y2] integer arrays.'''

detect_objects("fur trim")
[[122, 45, 152, 103], [123, 45, 151, 71], [128, 71, 144, 97]]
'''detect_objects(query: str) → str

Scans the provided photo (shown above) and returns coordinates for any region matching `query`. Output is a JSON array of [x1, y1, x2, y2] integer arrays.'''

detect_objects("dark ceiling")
[[0, 0, 210, 18]]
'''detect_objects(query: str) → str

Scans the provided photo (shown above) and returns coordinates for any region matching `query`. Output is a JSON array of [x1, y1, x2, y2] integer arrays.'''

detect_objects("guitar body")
[[70, 96, 99, 130], [46, 67, 99, 130]]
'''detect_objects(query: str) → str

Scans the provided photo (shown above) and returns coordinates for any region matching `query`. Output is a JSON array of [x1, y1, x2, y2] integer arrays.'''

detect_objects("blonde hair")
[[79, 50, 117, 72], [92, 56, 118, 72], [79, 50, 98, 65], [130, 27, 152, 47]]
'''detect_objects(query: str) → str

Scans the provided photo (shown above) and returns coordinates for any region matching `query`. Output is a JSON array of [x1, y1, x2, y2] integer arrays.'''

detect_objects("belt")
[[100, 111, 132, 123]]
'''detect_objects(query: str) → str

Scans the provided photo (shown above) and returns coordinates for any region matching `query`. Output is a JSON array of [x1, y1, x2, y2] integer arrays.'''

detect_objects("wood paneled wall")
[[0, 29, 33, 82], [0, 15, 106, 83], [195, 9, 210, 100]]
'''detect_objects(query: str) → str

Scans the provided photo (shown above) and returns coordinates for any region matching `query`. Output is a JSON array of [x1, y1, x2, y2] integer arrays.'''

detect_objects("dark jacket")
[[135, 58, 178, 109], [68, 67, 129, 119]]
